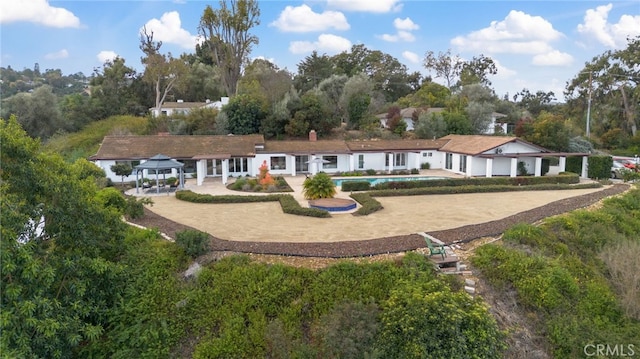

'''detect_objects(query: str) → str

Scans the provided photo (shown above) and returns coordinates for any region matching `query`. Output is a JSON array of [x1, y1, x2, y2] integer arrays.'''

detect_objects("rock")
[[465, 278, 476, 287], [184, 262, 202, 278], [464, 286, 476, 294]]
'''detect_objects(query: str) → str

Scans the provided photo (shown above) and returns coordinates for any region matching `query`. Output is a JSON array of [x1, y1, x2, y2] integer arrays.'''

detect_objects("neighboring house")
[[149, 97, 229, 117], [377, 107, 444, 131], [90, 132, 589, 186], [378, 107, 508, 134]]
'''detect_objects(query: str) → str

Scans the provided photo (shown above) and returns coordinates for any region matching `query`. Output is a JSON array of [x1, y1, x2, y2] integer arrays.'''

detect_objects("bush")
[[302, 172, 336, 200], [350, 193, 383, 216], [588, 156, 613, 179], [341, 181, 371, 191], [420, 162, 431, 170], [279, 195, 330, 218], [124, 196, 153, 219], [175, 229, 210, 258]]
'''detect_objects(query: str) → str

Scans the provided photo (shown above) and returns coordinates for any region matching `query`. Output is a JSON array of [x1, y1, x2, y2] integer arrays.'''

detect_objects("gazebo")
[[135, 154, 185, 194]]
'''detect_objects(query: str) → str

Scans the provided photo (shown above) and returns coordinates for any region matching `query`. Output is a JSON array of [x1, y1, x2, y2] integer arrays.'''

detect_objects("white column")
[[466, 156, 472, 177], [291, 156, 296, 177], [388, 153, 394, 174], [534, 157, 542, 176], [311, 155, 317, 175], [510, 158, 518, 177], [485, 158, 493, 178], [559, 156, 567, 172], [197, 159, 206, 186], [414, 153, 420, 171], [349, 154, 355, 172], [581, 156, 588, 179], [222, 159, 229, 185]]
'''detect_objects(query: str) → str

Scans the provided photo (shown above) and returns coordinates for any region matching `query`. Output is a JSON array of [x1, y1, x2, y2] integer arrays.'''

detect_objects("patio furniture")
[[422, 234, 447, 260]]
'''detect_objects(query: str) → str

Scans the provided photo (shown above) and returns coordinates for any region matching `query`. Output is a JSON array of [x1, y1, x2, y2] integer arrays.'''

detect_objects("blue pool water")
[[332, 176, 445, 186]]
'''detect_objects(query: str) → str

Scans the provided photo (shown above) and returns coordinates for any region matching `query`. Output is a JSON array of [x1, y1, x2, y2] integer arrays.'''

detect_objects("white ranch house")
[[377, 107, 508, 134], [90, 132, 589, 186], [149, 97, 229, 117]]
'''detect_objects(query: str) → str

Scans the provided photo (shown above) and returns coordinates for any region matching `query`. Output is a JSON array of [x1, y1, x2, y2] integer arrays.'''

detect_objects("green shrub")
[[175, 229, 210, 258], [365, 169, 377, 175], [588, 156, 613, 179], [124, 196, 153, 219], [420, 162, 431, 169], [410, 168, 420, 174], [341, 180, 371, 191], [96, 187, 127, 213], [302, 172, 336, 200], [350, 193, 383, 216], [279, 195, 331, 218]]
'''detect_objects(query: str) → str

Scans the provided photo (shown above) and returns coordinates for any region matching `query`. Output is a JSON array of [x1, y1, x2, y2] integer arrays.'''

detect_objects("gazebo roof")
[[135, 154, 184, 171]]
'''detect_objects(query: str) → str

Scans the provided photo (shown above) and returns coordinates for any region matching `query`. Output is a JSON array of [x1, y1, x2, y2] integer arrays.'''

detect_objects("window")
[[423, 152, 432, 157], [323, 156, 338, 169], [182, 160, 196, 174], [358, 154, 365, 169], [229, 158, 248, 173], [394, 153, 406, 167], [270, 156, 286, 170], [445, 153, 453, 170], [459, 155, 467, 172]]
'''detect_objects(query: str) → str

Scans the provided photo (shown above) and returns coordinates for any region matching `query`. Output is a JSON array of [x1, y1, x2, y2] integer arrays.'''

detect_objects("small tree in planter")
[[303, 172, 336, 200]]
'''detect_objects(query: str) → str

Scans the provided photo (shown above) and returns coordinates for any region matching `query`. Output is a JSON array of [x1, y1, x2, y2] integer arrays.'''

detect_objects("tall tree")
[[513, 89, 556, 117], [139, 27, 188, 112], [238, 58, 293, 112], [198, 0, 260, 96], [90, 57, 139, 119], [2, 85, 64, 139], [565, 36, 639, 138], [1, 117, 126, 357], [224, 94, 264, 134], [458, 54, 498, 87], [294, 51, 334, 94], [423, 49, 463, 89]]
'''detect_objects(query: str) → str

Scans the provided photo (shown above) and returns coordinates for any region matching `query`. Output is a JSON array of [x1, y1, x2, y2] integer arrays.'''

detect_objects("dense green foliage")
[[1, 117, 129, 357], [175, 229, 211, 258], [587, 155, 614, 179], [79, 249, 504, 358], [372, 173, 580, 190], [472, 186, 640, 358], [302, 172, 337, 200]]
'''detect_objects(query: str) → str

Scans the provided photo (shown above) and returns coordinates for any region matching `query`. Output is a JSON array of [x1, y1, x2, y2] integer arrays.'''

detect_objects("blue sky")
[[1, 0, 638, 100]]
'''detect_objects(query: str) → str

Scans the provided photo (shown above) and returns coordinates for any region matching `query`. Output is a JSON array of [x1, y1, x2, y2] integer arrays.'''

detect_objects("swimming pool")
[[332, 176, 446, 186]]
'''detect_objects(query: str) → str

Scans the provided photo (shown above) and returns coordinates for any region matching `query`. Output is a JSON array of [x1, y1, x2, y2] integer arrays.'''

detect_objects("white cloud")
[[289, 34, 352, 54], [97, 51, 118, 64], [141, 11, 200, 50], [380, 17, 419, 42], [0, 0, 80, 28], [270, 5, 349, 32], [394, 17, 419, 31], [326, 0, 402, 13], [492, 59, 517, 79], [402, 51, 420, 64], [577, 4, 640, 48], [451, 10, 563, 54], [532, 50, 573, 66], [44, 49, 69, 60]]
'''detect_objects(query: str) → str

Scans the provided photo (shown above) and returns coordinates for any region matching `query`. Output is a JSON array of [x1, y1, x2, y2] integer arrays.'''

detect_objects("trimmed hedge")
[[175, 190, 330, 218], [369, 183, 602, 197], [372, 173, 580, 190], [341, 181, 372, 192], [350, 193, 383, 216], [587, 155, 613, 179]]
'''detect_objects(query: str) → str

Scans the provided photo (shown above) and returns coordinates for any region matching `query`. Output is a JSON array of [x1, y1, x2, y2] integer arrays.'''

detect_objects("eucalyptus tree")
[[513, 89, 557, 117], [459, 84, 497, 134], [139, 26, 189, 113], [423, 49, 463, 89], [237, 58, 293, 112], [198, 0, 260, 96], [565, 36, 639, 138]]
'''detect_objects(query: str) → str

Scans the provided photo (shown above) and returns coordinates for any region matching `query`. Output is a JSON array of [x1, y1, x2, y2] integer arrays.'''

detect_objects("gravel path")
[[129, 184, 630, 258]]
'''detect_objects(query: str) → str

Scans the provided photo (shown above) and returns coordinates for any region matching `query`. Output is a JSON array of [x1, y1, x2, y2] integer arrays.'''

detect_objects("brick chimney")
[[309, 129, 317, 142]]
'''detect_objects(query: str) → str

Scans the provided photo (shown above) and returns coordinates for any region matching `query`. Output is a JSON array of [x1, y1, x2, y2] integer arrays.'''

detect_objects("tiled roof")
[[346, 138, 447, 152], [262, 140, 351, 154], [90, 134, 264, 160], [439, 135, 533, 155]]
